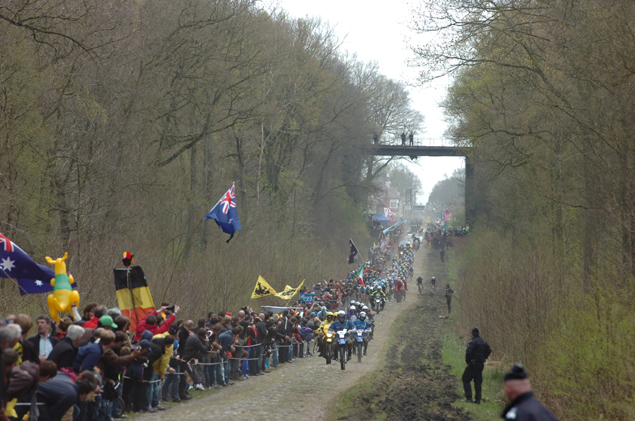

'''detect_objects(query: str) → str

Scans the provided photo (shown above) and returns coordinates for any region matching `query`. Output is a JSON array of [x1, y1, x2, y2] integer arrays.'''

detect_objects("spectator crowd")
[[0, 229, 417, 421]]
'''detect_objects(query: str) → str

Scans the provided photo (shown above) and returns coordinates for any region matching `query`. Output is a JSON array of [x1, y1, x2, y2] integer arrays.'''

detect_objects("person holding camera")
[[133, 304, 179, 342]]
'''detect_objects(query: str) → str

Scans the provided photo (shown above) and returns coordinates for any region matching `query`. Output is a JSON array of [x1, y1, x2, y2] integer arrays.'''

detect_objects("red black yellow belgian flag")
[[113, 266, 155, 330]]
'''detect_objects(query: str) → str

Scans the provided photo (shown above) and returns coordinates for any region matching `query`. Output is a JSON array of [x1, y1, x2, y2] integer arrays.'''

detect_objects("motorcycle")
[[354, 328, 372, 362], [324, 331, 334, 364], [374, 297, 382, 313], [336, 329, 349, 370]]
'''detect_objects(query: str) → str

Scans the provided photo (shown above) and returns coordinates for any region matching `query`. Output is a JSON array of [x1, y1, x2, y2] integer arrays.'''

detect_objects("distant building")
[[371, 176, 400, 216]]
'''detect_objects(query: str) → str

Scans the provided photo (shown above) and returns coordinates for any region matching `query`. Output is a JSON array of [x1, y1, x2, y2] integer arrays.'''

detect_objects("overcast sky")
[[270, 0, 465, 203]]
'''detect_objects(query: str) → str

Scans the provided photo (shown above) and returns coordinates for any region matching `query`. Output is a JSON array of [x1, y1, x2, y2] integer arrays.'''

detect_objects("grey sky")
[[273, 0, 465, 203]]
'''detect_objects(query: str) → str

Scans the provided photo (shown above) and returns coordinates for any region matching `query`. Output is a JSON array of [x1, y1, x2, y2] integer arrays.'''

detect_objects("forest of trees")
[[0, 1, 422, 317], [425, 168, 464, 221], [413, 0, 635, 418]]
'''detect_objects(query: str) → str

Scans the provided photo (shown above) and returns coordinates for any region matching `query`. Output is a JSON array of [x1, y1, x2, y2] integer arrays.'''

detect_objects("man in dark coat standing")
[[462, 327, 492, 404], [501, 364, 559, 420], [47, 325, 84, 370]]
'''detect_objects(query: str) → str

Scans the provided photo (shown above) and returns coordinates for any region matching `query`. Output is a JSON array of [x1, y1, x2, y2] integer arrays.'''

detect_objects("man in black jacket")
[[278, 310, 292, 363], [257, 314, 270, 373], [28, 316, 59, 359], [182, 328, 209, 390], [501, 364, 558, 420], [462, 327, 492, 404], [47, 325, 84, 369], [176, 320, 194, 400]]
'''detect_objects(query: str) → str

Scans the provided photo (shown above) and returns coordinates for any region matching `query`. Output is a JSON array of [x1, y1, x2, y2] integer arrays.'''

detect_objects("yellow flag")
[[274, 279, 304, 299], [251, 275, 277, 299]]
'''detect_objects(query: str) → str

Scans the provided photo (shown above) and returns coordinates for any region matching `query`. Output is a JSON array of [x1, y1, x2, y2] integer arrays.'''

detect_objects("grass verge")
[[441, 330, 505, 420], [441, 243, 506, 420]]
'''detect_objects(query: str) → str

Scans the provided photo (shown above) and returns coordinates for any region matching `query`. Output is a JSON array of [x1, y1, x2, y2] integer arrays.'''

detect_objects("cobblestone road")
[[141, 252, 422, 421]]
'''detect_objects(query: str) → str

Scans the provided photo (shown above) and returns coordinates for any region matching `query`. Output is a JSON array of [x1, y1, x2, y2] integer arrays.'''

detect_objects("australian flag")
[[348, 238, 359, 264], [204, 183, 242, 243], [0, 232, 59, 295]]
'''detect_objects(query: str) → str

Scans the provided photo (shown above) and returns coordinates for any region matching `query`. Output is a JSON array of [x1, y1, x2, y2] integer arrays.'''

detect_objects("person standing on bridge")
[[462, 327, 492, 404], [409, 132, 414, 145], [401, 132, 406, 145]]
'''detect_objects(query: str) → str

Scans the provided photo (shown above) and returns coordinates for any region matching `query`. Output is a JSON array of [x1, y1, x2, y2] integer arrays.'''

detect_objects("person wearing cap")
[[98, 315, 118, 331], [462, 327, 492, 404], [502, 364, 559, 420]]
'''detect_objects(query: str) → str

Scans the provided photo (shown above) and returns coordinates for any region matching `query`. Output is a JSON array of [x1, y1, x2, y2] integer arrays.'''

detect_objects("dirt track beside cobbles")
[[337, 248, 472, 421]]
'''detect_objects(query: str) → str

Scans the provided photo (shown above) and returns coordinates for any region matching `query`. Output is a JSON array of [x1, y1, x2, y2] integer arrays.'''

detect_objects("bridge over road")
[[367, 144, 466, 158], [363, 142, 477, 224]]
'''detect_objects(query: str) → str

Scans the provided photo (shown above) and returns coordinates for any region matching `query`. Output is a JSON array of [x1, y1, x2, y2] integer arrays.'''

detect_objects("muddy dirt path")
[[141, 255, 422, 421], [335, 247, 472, 421]]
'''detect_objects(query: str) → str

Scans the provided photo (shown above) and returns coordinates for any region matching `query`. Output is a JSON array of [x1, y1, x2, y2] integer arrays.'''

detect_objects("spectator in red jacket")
[[133, 305, 179, 342], [82, 305, 108, 329]]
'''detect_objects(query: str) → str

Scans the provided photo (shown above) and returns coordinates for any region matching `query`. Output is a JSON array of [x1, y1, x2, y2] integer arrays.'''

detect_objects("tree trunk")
[[202, 132, 215, 249], [185, 144, 198, 259]]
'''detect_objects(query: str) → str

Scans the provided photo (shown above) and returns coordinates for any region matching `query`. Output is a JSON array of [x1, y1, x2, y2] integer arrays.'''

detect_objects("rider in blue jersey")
[[329, 311, 356, 361]]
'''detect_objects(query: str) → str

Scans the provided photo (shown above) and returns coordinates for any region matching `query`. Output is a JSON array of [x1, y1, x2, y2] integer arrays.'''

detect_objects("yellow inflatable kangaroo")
[[46, 252, 81, 322]]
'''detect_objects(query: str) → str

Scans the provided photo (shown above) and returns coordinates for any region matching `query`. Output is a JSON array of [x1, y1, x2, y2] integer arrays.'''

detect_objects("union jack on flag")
[[204, 183, 242, 243], [219, 184, 236, 214]]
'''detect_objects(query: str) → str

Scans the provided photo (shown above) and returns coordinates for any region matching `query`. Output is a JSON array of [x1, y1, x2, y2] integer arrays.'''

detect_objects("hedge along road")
[[140, 251, 423, 421]]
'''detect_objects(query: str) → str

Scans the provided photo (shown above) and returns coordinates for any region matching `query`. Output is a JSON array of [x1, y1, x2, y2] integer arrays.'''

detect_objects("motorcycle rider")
[[353, 312, 372, 355], [315, 312, 335, 357], [361, 305, 373, 321], [328, 311, 356, 361], [371, 286, 386, 310], [361, 305, 375, 339], [346, 305, 357, 321]]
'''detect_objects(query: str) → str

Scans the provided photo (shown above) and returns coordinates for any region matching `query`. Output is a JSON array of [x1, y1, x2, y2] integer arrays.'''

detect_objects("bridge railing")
[[373, 136, 456, 147]]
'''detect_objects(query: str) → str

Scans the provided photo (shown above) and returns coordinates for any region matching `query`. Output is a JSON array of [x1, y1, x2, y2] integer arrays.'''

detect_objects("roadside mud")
[[345, 250, 471, 421]]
